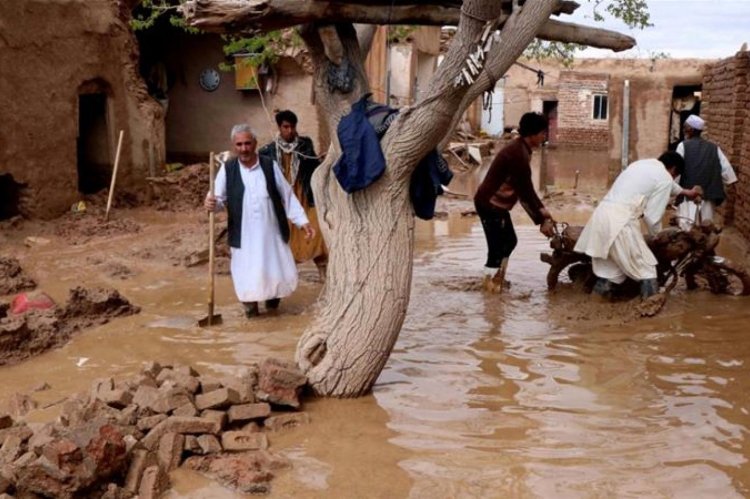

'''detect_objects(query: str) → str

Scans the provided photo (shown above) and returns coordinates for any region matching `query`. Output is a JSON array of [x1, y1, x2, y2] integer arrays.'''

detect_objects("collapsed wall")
[[702, 50, 750, 236], [0, 0, 165, 219]]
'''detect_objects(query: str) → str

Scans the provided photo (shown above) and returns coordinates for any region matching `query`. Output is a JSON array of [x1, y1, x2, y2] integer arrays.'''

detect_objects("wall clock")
[[199, 68, 221, 92]]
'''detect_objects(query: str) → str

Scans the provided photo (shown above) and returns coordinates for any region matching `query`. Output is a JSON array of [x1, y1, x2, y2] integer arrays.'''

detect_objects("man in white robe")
[[674, 114, 738, 230], [574, 152, 700, 299], [205, 124, 314, 317]]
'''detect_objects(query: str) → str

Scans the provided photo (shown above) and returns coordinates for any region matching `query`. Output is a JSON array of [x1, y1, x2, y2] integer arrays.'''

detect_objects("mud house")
[[0, 6, 441, 222], [135, 23, 440, 161], [0, 0, 165, 220], [491, 58, 710, 177], [135, 21, 322, 164]]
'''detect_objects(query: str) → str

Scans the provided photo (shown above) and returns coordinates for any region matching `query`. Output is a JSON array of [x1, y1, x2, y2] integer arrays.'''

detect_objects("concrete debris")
[[0, 358, 306, 496]]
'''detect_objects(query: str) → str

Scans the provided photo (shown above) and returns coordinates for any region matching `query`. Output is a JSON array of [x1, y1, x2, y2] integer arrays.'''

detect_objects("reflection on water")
[[2, 148, 750, 497], [377, 222, 750, 498]]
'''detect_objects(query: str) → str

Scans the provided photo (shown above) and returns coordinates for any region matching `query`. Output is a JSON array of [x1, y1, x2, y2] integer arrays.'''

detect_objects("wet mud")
[[0, 257, 36, 296], [1, 149, 750, 497], [147, 163, 211, 212], [0, 287, 139, 367]]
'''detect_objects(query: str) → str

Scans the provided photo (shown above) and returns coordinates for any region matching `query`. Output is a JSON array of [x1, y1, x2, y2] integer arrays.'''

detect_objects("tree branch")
[[384, 0, 559, 181], [182, 0, 632, 52], [538, 18, 634, 51]]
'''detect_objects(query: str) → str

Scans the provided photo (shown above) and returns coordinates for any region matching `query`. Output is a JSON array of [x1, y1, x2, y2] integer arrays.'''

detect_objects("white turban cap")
[[685, 114, 705, 131]]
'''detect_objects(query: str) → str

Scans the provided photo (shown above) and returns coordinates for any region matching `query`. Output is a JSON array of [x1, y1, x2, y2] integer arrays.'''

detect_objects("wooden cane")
[[104, 130, 125, 222], [208, 152, 217, 326]]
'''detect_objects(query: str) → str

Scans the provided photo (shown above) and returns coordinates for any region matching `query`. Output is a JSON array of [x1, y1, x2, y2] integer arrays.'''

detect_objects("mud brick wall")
[[702, 51, 750, 236], [556, 71, 610, 149]]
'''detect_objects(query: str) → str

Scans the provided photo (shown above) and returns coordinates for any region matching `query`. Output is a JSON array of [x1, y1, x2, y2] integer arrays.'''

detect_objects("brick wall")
[[702, 52, 750, 236], [556, 71, 610, 149]]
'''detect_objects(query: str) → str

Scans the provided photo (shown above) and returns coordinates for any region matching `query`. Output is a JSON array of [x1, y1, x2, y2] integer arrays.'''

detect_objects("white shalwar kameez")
[[574, 159, 682, 284], [212, 159, 309, 303], [675, 141, 738, 230]]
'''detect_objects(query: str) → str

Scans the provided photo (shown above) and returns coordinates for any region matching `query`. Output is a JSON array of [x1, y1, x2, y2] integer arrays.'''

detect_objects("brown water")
[[2, 154, 750, 498]]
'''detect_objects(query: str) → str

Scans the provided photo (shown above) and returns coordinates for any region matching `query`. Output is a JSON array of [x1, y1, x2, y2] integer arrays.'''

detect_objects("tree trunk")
[[293, 23, 416, 397]]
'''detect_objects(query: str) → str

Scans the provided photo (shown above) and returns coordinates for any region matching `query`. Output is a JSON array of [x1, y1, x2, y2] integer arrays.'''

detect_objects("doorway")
[[543, 100, 558, 144], [0, 174, 25, 220], [77, 92, 111, 194], [669, 84, 701, 150]]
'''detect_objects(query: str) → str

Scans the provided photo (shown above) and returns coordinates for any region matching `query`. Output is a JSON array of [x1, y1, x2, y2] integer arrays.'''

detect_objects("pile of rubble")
[[0, 287, 140, 366], [0, 258, 36, 297], [146, 164, 210, 212], [0, 358, 308, 498]]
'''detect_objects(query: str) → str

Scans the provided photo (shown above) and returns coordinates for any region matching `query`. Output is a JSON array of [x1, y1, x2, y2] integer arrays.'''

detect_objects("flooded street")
[[2, 151, 750, 497]]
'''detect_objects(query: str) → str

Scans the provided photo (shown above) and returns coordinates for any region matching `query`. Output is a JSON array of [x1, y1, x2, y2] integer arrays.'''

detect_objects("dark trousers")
[[475, 202, 517, 268]]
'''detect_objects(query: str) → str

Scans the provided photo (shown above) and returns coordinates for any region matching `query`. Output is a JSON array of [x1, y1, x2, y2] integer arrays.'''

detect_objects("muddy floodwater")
[[2, 149, 750, 497]]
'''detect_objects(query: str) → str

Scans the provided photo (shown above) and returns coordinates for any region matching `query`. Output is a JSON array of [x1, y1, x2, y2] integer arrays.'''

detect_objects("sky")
[[568, 0, 750, 59]]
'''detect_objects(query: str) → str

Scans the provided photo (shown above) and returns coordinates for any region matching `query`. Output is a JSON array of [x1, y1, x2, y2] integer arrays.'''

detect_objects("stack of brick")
[[702, 51, 750, 236], [0, 358, 309, 498]]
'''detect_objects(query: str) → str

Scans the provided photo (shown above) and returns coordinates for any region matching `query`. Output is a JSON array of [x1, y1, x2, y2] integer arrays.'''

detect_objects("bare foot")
[[482, 275, 507, 294], [637, 293, 667, 317]]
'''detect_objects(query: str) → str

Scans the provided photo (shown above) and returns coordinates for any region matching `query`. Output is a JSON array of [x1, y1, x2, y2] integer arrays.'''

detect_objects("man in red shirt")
[[474, 112, 555, 293]]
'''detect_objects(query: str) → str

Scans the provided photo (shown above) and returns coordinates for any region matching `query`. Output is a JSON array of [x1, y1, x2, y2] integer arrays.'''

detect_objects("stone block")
[[264, 412, 311, 432], [256, 358, 307, 409], [166, 416, 221, 435], [157, 432, 184, 471], [158, 368, 200, 394], [137, 414, 167, 432], [220, 375, 255, 403], [199, 378, 223, 394], [200, 410, 226, 433], [151, 388, 192, 414], [195, 388, 240, 410], [173, 401, 198, 418], [124, 449, 155, 493], [132, 385, 161, 411], [227, 403, 271, 423], [138, 465, 169, 499], [197, 434, 222, 454], [221, 431, 268, 451], [140, 420, 168, 450]]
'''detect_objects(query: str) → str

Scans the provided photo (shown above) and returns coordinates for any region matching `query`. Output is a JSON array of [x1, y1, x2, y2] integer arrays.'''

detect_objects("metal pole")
[[621, 79, 630, 171]]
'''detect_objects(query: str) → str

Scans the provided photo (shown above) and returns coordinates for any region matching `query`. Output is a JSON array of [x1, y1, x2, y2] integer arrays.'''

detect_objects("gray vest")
[[225, 156, 290, 249], [680, 138, 725, 205]]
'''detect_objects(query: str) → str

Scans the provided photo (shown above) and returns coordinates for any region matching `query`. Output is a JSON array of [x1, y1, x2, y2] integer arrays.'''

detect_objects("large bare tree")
[[182, 0, 636, 397]]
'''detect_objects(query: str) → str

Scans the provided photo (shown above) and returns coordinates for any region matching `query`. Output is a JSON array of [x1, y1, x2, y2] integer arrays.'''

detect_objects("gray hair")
[[230, 124, 256, 141]]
